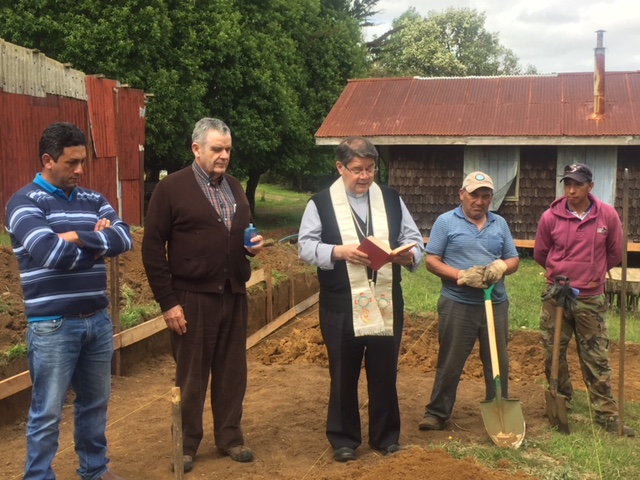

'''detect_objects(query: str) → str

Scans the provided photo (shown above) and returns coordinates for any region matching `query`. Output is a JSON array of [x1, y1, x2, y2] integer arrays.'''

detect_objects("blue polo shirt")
[[426, 206, 518, 305]]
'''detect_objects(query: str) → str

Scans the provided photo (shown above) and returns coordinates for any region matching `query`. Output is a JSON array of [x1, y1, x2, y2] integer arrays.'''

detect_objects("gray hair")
[[192, 118, 231, 145], [336, 136, 379, 166]]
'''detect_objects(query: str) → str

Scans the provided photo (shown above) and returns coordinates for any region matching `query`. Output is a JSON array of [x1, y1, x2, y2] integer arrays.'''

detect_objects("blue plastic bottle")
[[244, 223, 258, 247]]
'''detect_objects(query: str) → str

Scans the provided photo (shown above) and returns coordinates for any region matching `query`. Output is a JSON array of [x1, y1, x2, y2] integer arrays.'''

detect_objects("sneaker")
[[604, 419, 636, 438], [170, 455, 193, 473], [333, 447, 356, 462], [222, 445, 254, 462], [418, 414, 446, 431]]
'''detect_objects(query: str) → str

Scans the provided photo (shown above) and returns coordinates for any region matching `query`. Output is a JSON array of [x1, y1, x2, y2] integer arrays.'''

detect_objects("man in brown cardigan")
[[142, 118, 264, 473]]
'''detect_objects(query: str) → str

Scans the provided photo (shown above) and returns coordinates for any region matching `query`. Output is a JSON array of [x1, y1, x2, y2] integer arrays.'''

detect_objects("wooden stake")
[[110, 258, 121, 376], [619, 168, 629, 436], [266, 265, 273, 325], [172, 387, 184, 479]]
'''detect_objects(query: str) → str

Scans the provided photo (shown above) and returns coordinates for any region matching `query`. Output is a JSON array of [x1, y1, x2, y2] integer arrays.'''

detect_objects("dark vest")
[[312, 185, 403, 313]]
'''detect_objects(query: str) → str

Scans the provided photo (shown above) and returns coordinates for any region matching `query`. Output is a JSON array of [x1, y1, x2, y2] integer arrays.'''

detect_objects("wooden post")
[[289, 276, 295, 309], [172, 387, 184, 479], [619, 168, 629, 436], [109, 257, 121, 376], [266, 265, 273, 325]]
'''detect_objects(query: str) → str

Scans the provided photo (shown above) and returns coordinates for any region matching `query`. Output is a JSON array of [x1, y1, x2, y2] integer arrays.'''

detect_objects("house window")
[[464, 146, 520, 211]]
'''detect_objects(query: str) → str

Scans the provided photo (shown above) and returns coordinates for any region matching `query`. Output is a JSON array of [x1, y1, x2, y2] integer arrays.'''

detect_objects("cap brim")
[[560, 173, 591, 183], [465, 182, 494, 192]]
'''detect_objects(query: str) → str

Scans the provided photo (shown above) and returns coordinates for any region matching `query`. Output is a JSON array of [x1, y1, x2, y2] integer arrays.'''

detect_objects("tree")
[[1, 1, 368, 207], [369, 7, 537, 77], [202, 0, 367, 210]]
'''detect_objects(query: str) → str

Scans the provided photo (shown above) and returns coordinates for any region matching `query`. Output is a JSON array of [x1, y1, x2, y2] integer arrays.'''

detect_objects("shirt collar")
[[454, 204, 496, 222], [33, 173, 76, 201], [192, 161, 224, 186]]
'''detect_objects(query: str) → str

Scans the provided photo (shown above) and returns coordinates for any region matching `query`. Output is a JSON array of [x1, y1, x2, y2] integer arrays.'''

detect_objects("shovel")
[[545, 276, 570, 434], [480, 285, 526, 448]]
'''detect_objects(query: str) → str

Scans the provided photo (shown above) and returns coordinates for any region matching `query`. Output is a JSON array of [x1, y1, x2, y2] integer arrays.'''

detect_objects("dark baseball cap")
[[560, 163, 593, 183]]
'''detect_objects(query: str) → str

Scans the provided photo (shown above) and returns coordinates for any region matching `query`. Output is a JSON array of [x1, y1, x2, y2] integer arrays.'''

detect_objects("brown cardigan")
[[142, 166, 252, 312]]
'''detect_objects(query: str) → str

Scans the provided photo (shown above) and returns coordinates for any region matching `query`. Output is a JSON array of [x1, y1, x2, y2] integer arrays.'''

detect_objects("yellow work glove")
[[456, 266, 488, 289], [483, 259, 508, 285]]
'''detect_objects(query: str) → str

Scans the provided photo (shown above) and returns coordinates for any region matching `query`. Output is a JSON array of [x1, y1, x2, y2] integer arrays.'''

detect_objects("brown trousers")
[[171, 287, 248, 456]]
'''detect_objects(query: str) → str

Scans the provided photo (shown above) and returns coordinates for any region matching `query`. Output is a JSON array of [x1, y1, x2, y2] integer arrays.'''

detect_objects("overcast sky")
[[363, 0, 640, 74]]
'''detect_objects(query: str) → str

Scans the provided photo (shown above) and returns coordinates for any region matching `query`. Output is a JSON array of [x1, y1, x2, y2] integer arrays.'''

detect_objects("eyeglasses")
[[342, 164, 378, 176]]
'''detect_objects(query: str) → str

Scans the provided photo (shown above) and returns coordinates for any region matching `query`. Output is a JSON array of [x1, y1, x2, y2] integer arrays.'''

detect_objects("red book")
[[357, 236, 417, 271]]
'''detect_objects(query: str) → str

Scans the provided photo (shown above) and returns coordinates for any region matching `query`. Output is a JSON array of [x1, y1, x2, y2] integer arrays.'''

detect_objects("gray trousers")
[[426, 295, 510, 421]]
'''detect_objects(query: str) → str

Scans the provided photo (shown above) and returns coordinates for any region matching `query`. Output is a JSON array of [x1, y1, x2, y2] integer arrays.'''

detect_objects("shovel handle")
[[484, 285, 501, 380]]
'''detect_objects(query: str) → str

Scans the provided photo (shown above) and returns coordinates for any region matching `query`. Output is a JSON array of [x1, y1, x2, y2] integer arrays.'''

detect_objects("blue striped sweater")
[[5, 174, 133, 320]]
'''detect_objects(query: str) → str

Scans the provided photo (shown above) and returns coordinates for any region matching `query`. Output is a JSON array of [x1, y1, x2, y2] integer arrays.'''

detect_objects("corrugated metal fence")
[[0, 38, 146, 226]]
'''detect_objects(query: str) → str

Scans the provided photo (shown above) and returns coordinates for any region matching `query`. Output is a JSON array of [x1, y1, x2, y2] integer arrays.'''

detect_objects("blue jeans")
[[24, 310, 114, 480]]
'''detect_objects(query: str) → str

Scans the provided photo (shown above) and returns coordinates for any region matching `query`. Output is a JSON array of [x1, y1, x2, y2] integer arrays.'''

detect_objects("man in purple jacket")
[[534, 163, 634, 436]]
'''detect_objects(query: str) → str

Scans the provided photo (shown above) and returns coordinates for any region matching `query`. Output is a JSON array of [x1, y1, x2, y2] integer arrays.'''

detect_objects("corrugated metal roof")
[[0, 38, 86, 100], [315, 73, 640, 142]]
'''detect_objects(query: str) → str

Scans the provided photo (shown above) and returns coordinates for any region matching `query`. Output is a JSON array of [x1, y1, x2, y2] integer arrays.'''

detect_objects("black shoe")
[[380, 444, 401, 455], [418, 414, 445, 431], [170, 455, 193, 473], [333, 447, 356, 462]]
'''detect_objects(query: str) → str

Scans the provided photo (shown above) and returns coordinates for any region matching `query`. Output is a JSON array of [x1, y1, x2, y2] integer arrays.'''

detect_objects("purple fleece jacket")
[[534, 194, 622, 296]]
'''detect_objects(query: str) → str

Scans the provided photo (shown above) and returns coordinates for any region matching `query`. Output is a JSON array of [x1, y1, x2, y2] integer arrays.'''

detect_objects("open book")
[[357, 236, 417, 271]]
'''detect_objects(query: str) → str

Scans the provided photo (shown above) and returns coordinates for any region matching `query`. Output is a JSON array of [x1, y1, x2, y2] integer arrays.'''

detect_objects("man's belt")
[[64, 309, 103, 319]]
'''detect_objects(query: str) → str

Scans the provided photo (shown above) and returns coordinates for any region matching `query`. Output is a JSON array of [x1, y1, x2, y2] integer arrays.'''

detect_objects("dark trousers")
[[171, 287, 248, 456], [319, 294, 404, 451], [427, 296, 510, 421]]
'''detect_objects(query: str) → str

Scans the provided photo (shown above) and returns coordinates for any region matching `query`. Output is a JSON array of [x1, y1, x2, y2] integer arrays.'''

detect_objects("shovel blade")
[[480, 397, 526, 449], [545, 390, 570, 434]]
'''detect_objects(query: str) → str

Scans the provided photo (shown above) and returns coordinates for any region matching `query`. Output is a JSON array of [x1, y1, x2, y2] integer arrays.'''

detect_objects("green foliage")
[[0, 0, 366, 187], [369, 7, 537, 77], [5, 343, 27, 361], [119, 283, 160, 330]]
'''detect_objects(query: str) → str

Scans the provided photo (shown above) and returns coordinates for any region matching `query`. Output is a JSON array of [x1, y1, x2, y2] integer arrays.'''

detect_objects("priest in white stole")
[[298, 137, 424, 462]]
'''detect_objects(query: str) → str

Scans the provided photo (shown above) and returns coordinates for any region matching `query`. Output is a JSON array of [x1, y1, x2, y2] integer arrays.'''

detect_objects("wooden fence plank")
[[0, 269, 320, 401], [246, 293, 319, 350]]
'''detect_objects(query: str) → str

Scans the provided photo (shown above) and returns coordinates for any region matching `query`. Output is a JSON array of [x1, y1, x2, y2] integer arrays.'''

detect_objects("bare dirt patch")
[[1, 229, 640, 479]]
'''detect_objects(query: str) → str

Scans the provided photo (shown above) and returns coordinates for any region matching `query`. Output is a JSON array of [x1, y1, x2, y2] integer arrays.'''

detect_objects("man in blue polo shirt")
[[5, 122, 132, 480], [418, 171, 519, 431]]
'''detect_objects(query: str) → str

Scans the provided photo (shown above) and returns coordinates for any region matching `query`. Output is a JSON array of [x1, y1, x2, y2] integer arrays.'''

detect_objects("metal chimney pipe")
[[594, 30, 606, 116]]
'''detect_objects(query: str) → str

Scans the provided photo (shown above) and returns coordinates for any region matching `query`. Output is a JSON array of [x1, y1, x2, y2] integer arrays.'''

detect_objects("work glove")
[[483, 259, 508, 285], [457, 266, 488, 289]]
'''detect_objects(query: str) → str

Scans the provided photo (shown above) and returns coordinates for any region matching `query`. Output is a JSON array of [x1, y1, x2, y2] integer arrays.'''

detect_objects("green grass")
[[119, 283, 160, 330], [403, 257, 640, 343], [252, 183, 310, 232], [402, 257, 640, 479], [437, 390, 640, 479], [0, 232, 10, 247], [5, 343, 27, 362]]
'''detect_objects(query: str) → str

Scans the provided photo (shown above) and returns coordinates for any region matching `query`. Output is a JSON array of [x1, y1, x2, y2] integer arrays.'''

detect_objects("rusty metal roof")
[[315, 73, 640, 145]]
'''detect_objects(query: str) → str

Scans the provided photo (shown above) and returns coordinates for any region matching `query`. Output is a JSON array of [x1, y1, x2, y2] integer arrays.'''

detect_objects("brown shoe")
[[222, 445, 254, 462], [99, 471, 127, 480], [171, 455, 194, 473], [418, 414, 445, 431], [604, 419, 636, 438]]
